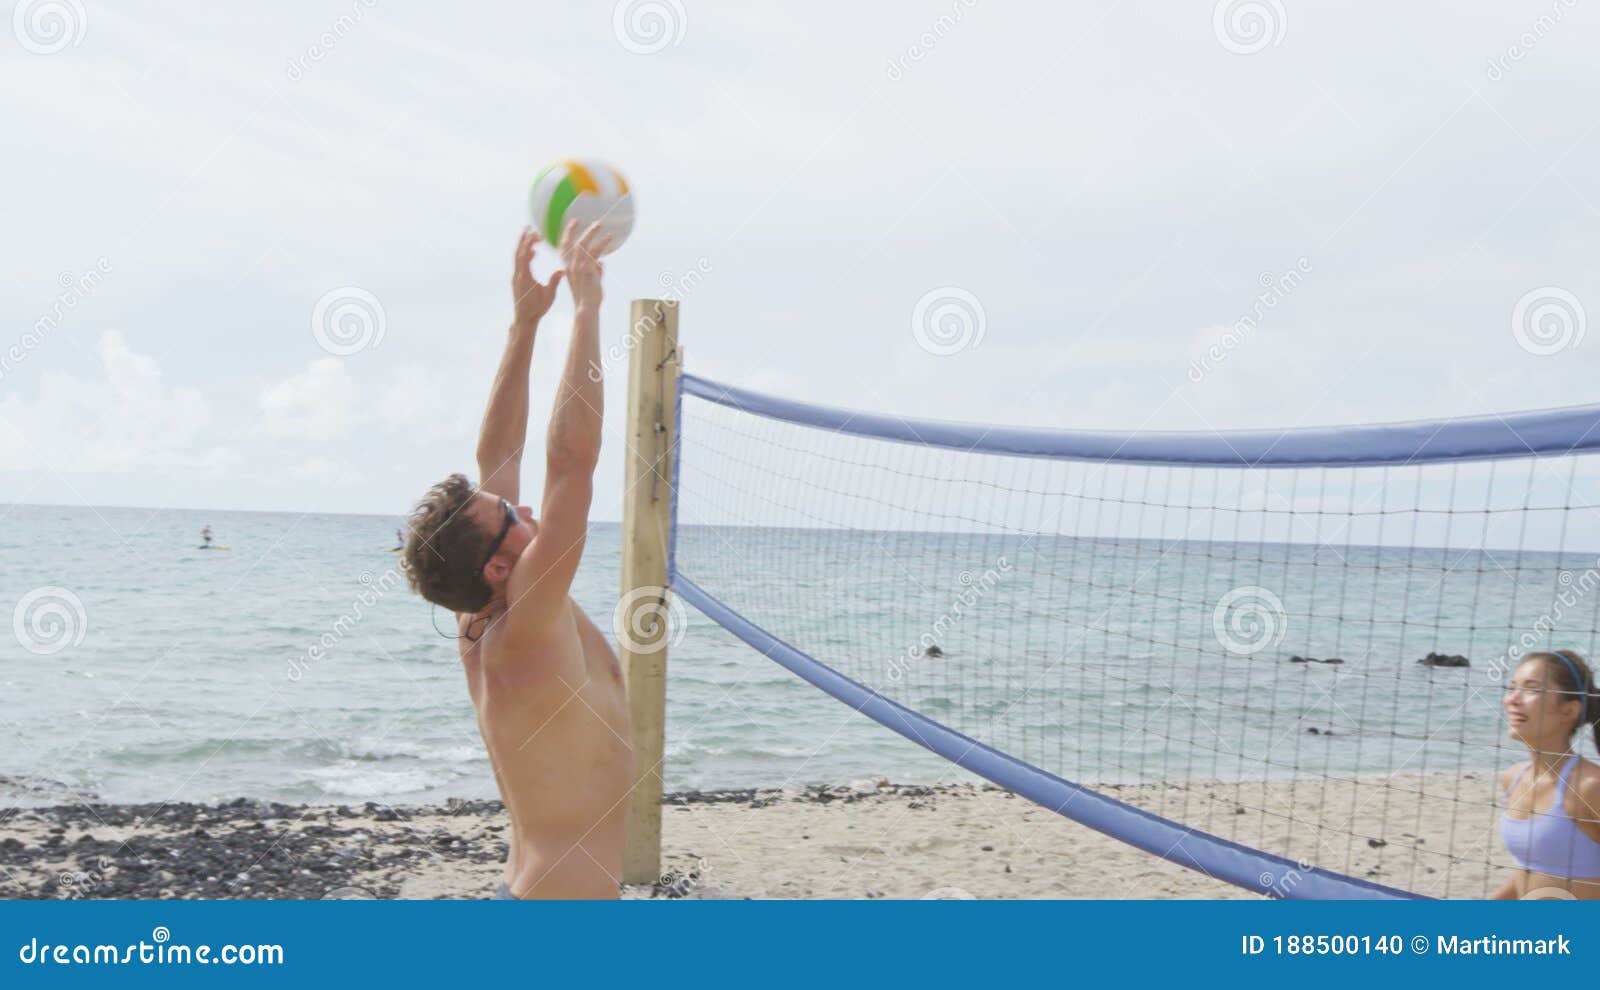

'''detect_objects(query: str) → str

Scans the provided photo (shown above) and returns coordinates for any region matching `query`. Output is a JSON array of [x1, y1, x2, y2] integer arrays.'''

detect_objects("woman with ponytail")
[[1493, 649, 1600, 898]]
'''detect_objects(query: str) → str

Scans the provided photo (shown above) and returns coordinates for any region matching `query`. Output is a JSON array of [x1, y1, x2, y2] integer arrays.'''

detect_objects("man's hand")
[[512, 227, 564, 328], [558, 219, 612, 311]]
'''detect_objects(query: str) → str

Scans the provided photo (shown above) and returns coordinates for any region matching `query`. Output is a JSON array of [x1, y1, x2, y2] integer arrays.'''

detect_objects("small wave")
[[666, 739, 821, 761], [0, 772, 91, 804], [330, 737, 484, 764], [303, 763, 470, 800], [95, 732, 483, 768]]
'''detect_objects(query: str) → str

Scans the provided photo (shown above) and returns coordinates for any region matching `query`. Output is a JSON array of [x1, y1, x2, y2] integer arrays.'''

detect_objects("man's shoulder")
[[469, 603, 583, 678]]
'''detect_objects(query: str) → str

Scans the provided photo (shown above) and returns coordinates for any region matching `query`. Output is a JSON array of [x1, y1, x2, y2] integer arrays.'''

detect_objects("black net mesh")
[[673, 387, 1600, 898]]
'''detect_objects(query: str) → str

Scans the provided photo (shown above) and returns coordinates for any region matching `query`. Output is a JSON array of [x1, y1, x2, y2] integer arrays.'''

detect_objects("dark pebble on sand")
[[367, 802, 409, 822], [1, 784, 1009, 899]]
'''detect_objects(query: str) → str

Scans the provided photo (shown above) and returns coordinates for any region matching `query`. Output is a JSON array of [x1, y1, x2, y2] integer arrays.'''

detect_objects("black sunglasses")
[[479, 497, 518, 572]]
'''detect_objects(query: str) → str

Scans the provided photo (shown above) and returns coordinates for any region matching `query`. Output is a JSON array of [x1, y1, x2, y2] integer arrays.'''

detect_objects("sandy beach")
[[0, 773, 1512, 900]]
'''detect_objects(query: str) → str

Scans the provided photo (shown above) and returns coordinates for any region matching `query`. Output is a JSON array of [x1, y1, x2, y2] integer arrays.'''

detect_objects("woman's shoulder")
[[1565, 759, 1600, 834], [1500, 759, 1531, 792], [1570, 757, 1600, 801]]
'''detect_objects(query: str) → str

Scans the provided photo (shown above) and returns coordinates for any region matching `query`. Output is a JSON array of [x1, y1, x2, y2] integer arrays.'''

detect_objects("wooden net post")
[[619, 298, 679, 885]]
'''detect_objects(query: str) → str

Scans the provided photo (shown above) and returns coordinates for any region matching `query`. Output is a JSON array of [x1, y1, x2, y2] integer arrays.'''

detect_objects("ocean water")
[[1, 503, 1585, 810], [0, 505, 957, 809], [675, 523, 1588, 794]]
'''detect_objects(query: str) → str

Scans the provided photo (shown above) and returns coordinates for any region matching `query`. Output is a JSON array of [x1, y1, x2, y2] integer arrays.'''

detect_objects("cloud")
[[3, 2, 1599, 515], [0, 331, 233, 473], [284, 456, 363, 487], [258, 357, 479, 441], [259, 358, 358, 437]]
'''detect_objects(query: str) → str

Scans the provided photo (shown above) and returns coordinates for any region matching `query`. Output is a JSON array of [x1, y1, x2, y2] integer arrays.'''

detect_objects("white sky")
[[2, 0, 1598, 518]]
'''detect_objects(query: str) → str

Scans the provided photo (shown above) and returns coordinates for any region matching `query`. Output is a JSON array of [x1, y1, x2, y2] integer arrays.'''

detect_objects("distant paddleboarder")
[[201, 525, 213, 549]]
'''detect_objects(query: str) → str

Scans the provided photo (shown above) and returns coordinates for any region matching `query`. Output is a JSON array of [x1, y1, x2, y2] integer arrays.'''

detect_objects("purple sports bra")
[[1500, 754, 1600, 879]]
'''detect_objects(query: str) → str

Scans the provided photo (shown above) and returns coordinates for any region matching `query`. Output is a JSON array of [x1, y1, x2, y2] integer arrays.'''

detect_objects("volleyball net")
[[667, 371, 1600, 899]]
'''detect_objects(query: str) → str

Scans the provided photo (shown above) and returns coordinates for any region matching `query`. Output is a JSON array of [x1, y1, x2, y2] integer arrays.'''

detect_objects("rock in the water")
[[923, 645, 944, 658], [1418, 652, 1470, 668]]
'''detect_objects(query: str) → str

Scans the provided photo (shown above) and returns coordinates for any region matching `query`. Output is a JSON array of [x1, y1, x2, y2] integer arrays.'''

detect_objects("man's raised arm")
[[476, 229, 564, 504], [506, 221, 613, 630], [545, 221, 609, 475]]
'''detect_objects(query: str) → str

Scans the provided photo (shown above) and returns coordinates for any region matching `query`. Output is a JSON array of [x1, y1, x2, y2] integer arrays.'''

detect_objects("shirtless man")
[[401, 221, 632, 899]]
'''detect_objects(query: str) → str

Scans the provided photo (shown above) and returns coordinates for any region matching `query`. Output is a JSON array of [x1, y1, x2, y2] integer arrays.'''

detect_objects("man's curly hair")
[[401, 473, 493, 614]]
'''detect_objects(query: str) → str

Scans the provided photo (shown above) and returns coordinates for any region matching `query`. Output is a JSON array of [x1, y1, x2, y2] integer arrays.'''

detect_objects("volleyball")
[[528, 159, 634, 255]]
